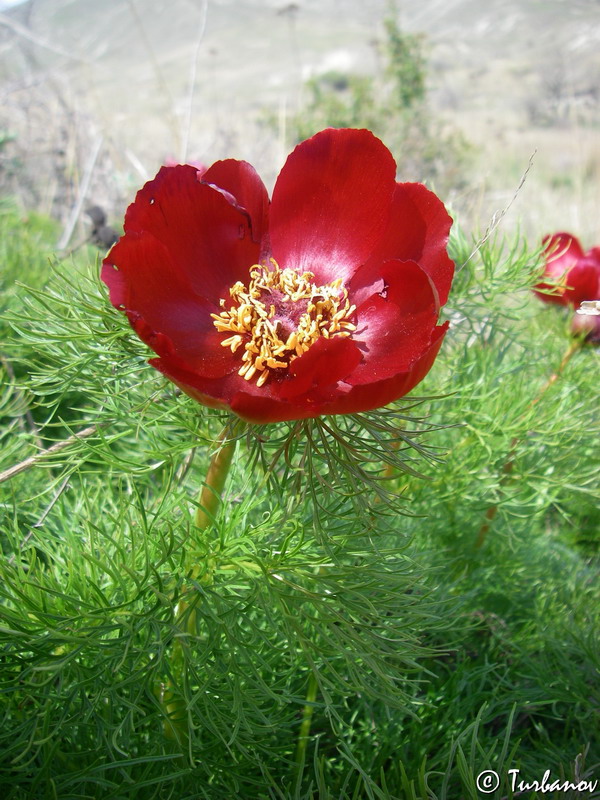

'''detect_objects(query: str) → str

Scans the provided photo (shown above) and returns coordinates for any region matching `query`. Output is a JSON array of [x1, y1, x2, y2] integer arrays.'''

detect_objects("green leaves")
[[1, 204, 598, 798]]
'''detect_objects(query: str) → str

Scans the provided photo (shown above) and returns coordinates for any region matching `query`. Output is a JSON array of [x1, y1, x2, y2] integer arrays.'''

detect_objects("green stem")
[[475, 338, 581, 549], [162, 419, 241, 754], [194, 422, 240, 530], [381, 439, 399, 482], [294, 671, 319, 790]]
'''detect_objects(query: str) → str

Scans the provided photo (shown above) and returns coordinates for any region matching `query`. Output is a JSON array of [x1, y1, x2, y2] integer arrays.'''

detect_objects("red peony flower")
[[534, 232, 600, 308], [102, 128, 454, 424]]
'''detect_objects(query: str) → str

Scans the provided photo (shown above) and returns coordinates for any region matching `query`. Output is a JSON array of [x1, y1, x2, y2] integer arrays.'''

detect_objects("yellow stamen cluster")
[[211, 259, 356, 387]]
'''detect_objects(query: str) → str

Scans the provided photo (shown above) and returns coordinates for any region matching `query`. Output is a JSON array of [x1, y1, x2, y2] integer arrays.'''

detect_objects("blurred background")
[[1, 0, 600, 249]]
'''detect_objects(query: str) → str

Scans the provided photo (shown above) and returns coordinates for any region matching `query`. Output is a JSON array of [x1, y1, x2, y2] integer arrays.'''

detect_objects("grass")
[[0, 196, 598, 798]]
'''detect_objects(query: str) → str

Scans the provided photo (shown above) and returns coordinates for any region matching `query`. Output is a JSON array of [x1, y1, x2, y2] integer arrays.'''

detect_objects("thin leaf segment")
[[211, 258, 357, 387]]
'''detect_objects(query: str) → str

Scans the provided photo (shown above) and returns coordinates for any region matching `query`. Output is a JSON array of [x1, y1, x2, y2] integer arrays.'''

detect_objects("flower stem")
[[195, 422, 240, 530], [162, 418, 241, 755], [475, 338, 582, 549], [381, 447, 398, 481], [293, 671, 319, 791]]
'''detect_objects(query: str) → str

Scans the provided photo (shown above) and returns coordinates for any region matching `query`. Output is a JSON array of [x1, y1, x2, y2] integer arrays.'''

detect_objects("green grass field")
[[0, 194, 598, 798]]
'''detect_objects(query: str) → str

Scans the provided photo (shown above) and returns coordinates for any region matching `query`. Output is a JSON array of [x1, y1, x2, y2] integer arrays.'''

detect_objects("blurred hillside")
[[1, 0, 599, 244]]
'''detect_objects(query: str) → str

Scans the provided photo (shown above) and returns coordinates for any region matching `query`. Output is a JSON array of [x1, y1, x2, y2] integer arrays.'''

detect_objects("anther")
[[213, 260, 356, 386]]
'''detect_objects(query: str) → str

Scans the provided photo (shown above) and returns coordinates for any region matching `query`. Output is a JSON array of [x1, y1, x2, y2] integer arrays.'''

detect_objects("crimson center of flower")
[[211, 259, 356, 387]]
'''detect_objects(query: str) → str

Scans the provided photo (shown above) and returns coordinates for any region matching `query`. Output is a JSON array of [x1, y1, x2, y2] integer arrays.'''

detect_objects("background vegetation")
[[1, 1, 599, 798]]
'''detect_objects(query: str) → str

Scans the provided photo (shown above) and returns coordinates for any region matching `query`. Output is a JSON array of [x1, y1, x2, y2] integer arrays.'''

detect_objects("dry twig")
[[0, 424, 100, 485]]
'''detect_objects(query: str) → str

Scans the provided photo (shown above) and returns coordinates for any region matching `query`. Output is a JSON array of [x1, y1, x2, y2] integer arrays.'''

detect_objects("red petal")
[[227, 392, 300, 423], [229, 389, 334, 423], [586, 246, 600, 266], [149, 358, 232, 411], [563, 261, 600, 307], [358, 183, 454, 305], [230, 338, 362, 422], [269, 128, 397, 285], [200, 159, 269, 246], [535, 233, 598, 307], [276, 337, 362, 400], [322, 323, 449, 416], [349, 260, 439, 385], [122, 165, 260, 304], [102, 231, 236, 379], [543, 232, 585, 278], [151, 323, 447, 423], [150, 355, 292, 423], [153, 337, 362, 424]]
